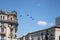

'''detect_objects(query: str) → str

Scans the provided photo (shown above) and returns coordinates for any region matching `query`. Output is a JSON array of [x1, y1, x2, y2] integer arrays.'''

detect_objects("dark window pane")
[[59, 36, 60, 40], [1, 28, 4, 32]]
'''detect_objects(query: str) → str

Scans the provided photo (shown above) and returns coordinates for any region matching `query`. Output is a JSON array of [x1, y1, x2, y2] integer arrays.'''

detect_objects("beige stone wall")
[[55, 28, 60, 40], [0, 14, 17, 40], [0, 10, 18, 40], [4, 15, 8, 21]]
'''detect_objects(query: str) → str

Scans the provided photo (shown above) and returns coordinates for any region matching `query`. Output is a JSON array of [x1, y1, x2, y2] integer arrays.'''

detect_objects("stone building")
[[18, 16, 60, 40], [0, 10, 18, 40]]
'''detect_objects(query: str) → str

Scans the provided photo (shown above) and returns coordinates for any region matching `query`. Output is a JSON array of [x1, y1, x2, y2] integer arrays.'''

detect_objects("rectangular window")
[[15, 28, 17, 33], [1, 35, 4, 40], [0, 22, 4, 27], [1, 28, 4, 32], [0, 15, 5, 20], [1, 23, 4, 26], [0, 28, 4, 33], [0, 35, 4, 40]]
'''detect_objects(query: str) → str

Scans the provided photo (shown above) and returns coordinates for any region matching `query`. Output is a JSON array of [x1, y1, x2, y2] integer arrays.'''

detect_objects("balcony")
[[0, 19, 18, 25], [0, 31, 6, 36], [6, 20, 18, 24], [0, 32, 5, 34]]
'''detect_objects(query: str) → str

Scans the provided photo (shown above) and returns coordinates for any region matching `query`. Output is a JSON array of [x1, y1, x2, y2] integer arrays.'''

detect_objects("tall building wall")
[[0, 10, 18, 40], [27, 28, 55, 40]]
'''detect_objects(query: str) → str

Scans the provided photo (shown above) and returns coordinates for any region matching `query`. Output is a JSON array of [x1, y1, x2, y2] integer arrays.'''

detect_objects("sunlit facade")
[[18, 17, 60, 40], [0, 10, 18, 40]]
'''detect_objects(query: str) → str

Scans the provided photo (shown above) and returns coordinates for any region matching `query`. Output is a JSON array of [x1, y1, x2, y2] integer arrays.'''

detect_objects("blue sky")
[[0, 0, 60, 37]]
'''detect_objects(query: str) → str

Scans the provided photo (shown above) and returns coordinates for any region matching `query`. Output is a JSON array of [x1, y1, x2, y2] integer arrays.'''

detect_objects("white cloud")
[[37, 20, 55, 27], [37, 21, 47, 26]]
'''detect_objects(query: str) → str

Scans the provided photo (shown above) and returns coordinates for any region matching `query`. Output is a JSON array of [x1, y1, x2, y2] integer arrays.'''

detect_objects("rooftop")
[[0, 10, 17, 17]]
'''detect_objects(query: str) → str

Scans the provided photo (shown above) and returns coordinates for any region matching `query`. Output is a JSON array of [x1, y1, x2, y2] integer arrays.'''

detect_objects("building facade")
[[0, 10, 18, 40], [18, 17, 60, 40]]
